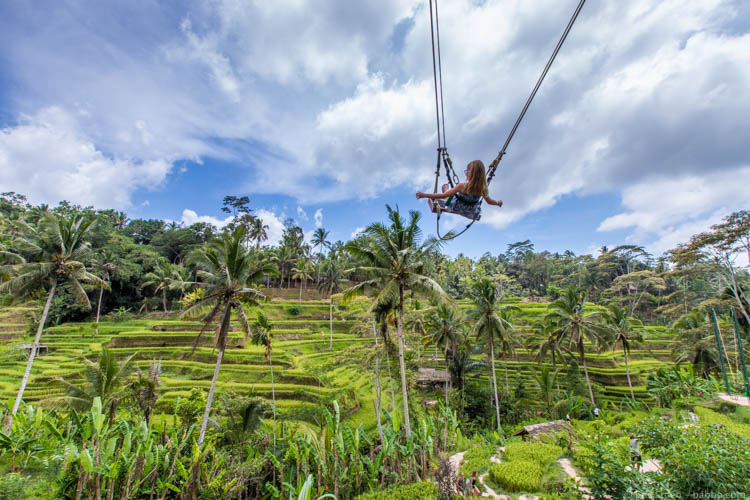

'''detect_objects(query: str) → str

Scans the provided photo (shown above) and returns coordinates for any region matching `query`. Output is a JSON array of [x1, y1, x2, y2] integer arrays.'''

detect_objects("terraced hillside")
[[0, 293, 682, 431]]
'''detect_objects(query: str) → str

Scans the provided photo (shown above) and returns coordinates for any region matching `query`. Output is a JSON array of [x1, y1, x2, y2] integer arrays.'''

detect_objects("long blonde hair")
[[464, 160, 488, 196]]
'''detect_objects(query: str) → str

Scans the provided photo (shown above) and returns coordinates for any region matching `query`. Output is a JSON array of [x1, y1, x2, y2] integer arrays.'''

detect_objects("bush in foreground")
[[353, 481, 437, 500]]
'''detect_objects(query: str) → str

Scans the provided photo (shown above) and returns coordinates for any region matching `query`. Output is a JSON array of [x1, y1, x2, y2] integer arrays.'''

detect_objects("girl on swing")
[[416, 159, 503, 220]]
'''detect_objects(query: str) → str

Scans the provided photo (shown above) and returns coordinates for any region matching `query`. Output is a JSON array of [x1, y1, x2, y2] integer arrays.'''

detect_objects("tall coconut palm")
[[343, 205, 447, 438], [422, 302, 462, 403], [466, 278, 520, 434], [249, 217, 269, 250], [602, 303, 644, 400], [292, 257, 313, 302], [91, 250, 117, 332], [251, 311, 277, 446], [183, 226, 267, 446], [318, 259, 346, 350], [546, 287, 610, 406], [0, 214, 104, 430], [311, 228, 330, 258]]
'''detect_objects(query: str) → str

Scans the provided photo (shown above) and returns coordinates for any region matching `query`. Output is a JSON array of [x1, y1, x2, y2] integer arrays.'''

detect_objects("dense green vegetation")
[[0, 192, 748, 498]]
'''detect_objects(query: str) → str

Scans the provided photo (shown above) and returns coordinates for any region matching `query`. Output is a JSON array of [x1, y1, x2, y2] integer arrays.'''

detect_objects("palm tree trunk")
[[95, 285, 104, 337], [269, 351, 277, 449], [198, 302, 232, 447], [373, 320, 384, 444], [397, 284, 411, 438], [7, 279, 57, 430], [96, 285, 104, 324], [579, 339, 596, 407], [162, 288, 167, 313], [329, 297, 333, 351], [624, 349, 635, 400], [489, 338, 502, 434], [299, 280, 302, 303]]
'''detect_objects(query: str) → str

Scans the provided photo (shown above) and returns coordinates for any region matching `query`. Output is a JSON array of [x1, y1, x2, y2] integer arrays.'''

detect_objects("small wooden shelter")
[[512, 420, 570, 441], [414, 368, 450, 387]]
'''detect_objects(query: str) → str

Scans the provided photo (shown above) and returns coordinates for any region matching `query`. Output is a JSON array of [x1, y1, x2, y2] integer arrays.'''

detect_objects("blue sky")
[[1, 0, 749, 259]]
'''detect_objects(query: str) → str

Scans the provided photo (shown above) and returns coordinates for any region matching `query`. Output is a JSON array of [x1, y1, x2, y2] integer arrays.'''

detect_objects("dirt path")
[[557, 458, 592, 499], [718, 393, 750, 407]]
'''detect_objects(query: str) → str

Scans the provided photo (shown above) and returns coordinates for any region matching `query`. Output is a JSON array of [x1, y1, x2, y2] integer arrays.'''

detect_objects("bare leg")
[[429, 184, 450, 212]]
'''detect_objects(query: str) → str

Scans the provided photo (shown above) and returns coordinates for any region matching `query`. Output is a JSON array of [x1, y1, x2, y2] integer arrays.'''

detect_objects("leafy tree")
[[0, 214, 104, 430], [184, 225, 265, 446], [466, 278, 520, 434], [671, 310, 720, 377], [344, 205, 447, 438]]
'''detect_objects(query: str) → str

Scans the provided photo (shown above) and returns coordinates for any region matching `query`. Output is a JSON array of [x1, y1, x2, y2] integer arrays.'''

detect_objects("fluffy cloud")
[[255, 209, 285, 247], [180, 209, 233, 229], [0, 107, 171, 209], [598, 167, 750, 254], [0, 0, 748, 249], [314, 209, 323, 228]]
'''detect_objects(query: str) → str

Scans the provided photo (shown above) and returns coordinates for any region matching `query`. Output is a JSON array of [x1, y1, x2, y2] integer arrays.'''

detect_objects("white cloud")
[[179, 209, 233, 229], [296, 206, 308, 221], [1, 0, 748, 252], [598, 167, 750, 254], [255, 209, 285, 247], [351, 226, 366, 238], [0, 107, 171, 209], [313, 208, 323, 228]]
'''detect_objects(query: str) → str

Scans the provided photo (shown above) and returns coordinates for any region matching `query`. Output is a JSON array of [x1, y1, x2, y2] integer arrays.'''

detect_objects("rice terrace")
[[1, 0, 750, 499]]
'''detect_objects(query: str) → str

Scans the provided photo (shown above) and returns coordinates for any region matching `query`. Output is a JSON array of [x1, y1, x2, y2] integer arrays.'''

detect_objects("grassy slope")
[[0, 293, 683, 432]]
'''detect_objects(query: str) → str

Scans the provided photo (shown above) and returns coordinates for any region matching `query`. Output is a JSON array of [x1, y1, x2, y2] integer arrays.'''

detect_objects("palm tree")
[[546, 287, 610, 406], [318, 259, 346, 350], [533, 367, 559, 416], [292, 257, 313, 302], [91, 250, 117, 331], [312, 228, 330, 260], [142, 262, 174, 313], [53, 348, 134, 415], [467, 278, 520, 434], [0, 214, 104, 430], [249, 217, 269, 250], [602, 303, 644, 400], [251, 311, 277, 446], [183, 226, 266, 446], [422, 302, 462, 403], [344, 205, 447, 438]]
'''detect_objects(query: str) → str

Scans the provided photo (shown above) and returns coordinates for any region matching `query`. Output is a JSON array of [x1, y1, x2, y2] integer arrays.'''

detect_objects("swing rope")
[[428, 0, 587, 240], [486, 0, 587, 183]]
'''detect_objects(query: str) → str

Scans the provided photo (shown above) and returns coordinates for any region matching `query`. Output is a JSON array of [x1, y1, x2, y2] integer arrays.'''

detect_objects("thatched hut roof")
[[512, 420, 569, 438], [415, 368, 450, 385]]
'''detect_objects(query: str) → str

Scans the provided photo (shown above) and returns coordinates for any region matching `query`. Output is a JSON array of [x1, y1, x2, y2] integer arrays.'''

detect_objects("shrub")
[[287, 304, 300, 316], [489, 460, 542, 492], [0, 473, 28, 500], [693, 406, 750, 438], [354, 481, 437, 500], [503, 441, 563, 466]]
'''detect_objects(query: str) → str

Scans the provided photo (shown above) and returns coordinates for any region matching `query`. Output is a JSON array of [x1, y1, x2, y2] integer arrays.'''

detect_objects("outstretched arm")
[[483, 193, 503, 207], [416, 184, 463, 200]]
